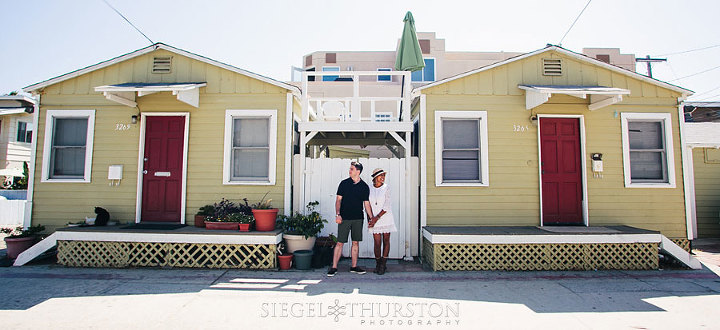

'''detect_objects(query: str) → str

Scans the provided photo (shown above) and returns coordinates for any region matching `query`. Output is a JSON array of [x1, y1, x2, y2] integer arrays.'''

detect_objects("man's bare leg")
[[351, 241, 359, 267], [332, 242, 344, 268]]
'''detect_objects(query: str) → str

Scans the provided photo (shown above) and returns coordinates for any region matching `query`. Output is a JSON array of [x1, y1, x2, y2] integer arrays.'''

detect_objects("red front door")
[[540, 118, 583, 225], [141, 116, 185, 222]]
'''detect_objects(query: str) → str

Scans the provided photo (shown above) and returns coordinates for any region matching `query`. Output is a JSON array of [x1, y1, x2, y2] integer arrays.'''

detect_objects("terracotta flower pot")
[[194, 215, 206, 228], [4, 236, 37, 259], [204, 221, 239, 230], [252, 209, 279, 231], [238, 223, 251, 232], [278, 254, 293, 270]]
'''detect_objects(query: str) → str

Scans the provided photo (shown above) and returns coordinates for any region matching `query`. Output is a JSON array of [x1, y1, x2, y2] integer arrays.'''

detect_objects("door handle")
[[143, 170, 148, 175]]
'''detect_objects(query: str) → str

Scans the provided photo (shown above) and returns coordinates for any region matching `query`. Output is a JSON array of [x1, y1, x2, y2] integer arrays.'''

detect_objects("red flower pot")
[[278, 254, 293, 270], [238, 223, 251, 232], [194, 215, 206, 228], [204, 221, 239, 230], [4, 236, 37, 259], [252, 209, 279, 231]]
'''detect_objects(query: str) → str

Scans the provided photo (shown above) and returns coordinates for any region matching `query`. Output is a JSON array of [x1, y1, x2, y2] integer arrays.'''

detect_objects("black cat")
[[94, 207, 110, 226]]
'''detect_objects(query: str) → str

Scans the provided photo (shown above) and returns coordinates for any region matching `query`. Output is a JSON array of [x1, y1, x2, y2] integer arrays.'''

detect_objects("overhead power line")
[[102, 0, 154, 46], [669, 64, 720, 82], [558, 0, 593, 46], [655, 44, 720, 57]]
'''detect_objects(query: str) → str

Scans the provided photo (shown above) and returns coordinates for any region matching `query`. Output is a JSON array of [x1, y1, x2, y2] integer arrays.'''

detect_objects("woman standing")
[[368, 168, 397, 275]]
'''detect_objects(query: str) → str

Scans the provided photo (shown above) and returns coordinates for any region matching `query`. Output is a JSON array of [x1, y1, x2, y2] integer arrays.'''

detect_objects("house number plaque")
[[513, 124, 530, 132], [115, 123, 132, 131]]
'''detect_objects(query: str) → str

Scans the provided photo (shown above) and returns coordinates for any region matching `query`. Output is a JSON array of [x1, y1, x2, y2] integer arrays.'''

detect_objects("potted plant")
[[252, 192, 279, 231], [277, 201, 327, 253], [204, 198, 242, 230], [1, 224, 45, 259], [195, 204, 214, 228], [228, 212, 254, 232], [277, 242, 293, 270]]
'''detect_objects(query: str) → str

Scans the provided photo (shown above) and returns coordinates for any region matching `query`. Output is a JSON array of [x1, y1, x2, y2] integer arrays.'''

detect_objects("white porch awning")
[[94, 82, 207, 108], [518, 85, 631, 111], [0, 108, 30, 115]]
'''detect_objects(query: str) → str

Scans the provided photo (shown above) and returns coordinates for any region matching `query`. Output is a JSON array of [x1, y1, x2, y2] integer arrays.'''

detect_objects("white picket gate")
[[0, 200, 28, 226], [293, 156, 418, 259]]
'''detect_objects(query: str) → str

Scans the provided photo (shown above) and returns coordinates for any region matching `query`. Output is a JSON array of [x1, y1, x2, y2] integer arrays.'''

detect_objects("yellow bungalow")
[[413, 45, 699, 270], [18, 43, 301, 268]]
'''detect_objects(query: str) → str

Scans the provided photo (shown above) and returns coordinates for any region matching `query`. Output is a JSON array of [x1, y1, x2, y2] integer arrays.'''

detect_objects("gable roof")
[[23, 43, 300, 94], [413, 45, 693, 97]]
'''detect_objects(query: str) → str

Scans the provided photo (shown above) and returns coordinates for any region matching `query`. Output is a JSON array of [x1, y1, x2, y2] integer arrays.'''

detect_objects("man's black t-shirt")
[[336, 177, 370, 220]]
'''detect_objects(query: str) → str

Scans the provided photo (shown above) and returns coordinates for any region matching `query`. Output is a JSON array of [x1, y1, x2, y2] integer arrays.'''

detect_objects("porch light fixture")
[[131, 115, 138, 124], [530, 115, 538, 126]]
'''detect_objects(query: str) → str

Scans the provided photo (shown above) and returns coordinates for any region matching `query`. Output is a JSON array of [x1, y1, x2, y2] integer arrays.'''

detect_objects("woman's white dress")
[[367, 183, 397, 234]]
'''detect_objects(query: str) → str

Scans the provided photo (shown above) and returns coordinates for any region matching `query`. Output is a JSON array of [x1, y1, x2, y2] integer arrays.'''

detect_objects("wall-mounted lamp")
[[530, 115, 538, 126], [131, 115, 138, 124]]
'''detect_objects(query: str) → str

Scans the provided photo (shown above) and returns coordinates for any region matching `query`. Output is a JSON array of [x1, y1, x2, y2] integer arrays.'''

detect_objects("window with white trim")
[[434, 111, 489, 186], [377, 68, 392, 82], [411, 58, 436, 82], [621, 112, 675, 188], [16, 121, 32, 143], [41, 110, 95, 182], [223, 110, 277, 185], [322, 66, 340, 82]]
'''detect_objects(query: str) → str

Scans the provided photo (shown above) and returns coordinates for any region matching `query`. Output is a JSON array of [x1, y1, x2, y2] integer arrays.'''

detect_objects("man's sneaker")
[[350, 266, 366, 274], [327, 268, 338, 277]]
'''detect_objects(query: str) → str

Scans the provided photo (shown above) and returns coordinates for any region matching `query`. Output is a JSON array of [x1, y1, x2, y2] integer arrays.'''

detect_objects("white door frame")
[[537, 114, 589, 226], [135, 112, 190, 223]]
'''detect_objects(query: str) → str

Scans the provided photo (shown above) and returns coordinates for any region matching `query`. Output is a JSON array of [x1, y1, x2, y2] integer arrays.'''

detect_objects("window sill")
[[435, 182, 489, 187], [41, 178, 90, 183], [223, 180, 275, 186], [625, 182, 676, 189]]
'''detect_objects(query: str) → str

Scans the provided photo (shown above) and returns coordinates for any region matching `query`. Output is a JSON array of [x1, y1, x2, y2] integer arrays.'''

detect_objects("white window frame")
[[377, 68, 392, 82], [16, 120, 32, 143], [321, 66, 340, 82], [412, 57, 436, 82], [621, 112, 676, 188], [223, 109, 277, 185], [41, 110, 95, 183], [434, 111, 489, 186]]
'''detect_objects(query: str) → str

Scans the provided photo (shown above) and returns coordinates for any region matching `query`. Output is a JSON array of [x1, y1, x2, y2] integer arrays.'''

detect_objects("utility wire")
[[558, 0, 593, 46], [102, 0, 154, 45], [669, 64, 720, 82], [655, 44, 720, 57], [690, 84, 720, 98]]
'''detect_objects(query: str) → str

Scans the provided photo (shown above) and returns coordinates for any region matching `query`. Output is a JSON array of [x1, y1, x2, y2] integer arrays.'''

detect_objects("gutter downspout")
[[24, 93, 40, 229], [678, 95, 697, 240]]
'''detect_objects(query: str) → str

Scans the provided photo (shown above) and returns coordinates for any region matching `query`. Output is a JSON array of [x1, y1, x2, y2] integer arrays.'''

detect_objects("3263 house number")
[[115, 124, 131, 131], [513, 124, 530, 132]]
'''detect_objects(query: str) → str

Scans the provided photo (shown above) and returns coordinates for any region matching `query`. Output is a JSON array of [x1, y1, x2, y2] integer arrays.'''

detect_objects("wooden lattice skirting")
[[670, 238, 691, 253], [57, 240, 277, 269], [422, 238, 659, 271]]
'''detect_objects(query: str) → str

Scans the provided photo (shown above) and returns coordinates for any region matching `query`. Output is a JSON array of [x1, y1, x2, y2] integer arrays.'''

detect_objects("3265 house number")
[[115, 124, 131, 131], [513, 124, 530, 132]]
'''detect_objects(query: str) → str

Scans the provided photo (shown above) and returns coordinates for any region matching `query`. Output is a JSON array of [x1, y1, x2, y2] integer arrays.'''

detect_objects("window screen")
[[628, 121, 666, 182], [442, 119, 481, 182], [17, 121, 32, 143], [232, 118, 270, 181], [50, 118, 88, 178]]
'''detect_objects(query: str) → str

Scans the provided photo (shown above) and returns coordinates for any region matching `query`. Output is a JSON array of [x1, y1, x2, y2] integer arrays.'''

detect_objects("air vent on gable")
[[152, 56, 172, 74], [542, 58, 562, 76]]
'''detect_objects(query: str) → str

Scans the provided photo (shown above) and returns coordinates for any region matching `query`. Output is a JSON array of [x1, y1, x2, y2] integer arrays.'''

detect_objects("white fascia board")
[[0, 95, 37, 104], [423, 232, 662, 244], [298, 121, 413, 132], [414, 46, 693, 97], [54, 230, 282, 245], [24, 44, 300, 95], [0, 108, 30, 115]]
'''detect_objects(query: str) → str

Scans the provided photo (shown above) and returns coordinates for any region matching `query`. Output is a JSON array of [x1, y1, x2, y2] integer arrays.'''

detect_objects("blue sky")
[[2, 0, 719, 101]]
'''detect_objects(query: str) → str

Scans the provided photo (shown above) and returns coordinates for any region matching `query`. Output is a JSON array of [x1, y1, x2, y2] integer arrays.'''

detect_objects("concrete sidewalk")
[[0, 256, 719, 330]]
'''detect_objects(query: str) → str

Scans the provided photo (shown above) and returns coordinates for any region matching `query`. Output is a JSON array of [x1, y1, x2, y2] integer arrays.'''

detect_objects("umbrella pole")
[[399, 75, 405, 120]]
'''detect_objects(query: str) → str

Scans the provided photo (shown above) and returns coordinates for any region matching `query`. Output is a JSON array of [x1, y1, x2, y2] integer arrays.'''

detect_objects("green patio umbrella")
[[395, 11, 424, 120]]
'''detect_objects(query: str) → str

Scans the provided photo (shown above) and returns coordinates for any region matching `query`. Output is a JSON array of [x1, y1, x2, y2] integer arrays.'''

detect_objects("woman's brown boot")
[[374, 258, 381, 274], [378, 257, 387, 275]]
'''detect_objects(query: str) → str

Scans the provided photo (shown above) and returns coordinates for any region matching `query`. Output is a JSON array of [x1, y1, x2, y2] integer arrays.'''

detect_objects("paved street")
[[0, 247, 719, 330]]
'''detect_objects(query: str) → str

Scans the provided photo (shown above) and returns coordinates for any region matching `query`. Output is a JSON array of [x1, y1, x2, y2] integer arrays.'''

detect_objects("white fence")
[[0, 200, 28, 226]]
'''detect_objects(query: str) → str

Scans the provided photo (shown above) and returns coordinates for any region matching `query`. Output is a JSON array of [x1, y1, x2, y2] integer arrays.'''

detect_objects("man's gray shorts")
[[337, 219, 363, 243]]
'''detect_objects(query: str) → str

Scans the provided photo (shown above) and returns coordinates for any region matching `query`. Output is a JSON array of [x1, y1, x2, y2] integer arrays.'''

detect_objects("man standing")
[[327, 161, 374, 276]]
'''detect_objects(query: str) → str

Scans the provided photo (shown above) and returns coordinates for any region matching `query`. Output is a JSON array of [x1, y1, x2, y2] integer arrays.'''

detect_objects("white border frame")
[[537, 115, 589, 226], [434, 110, 489, 187], [620, 112, 676, 188], [135, 112, 190, 224], [41, 109, 96, 183], [376, 68, 392, 82], [16, 120, 32, 144], [321, 66, 340, 82], [223, 109, 277, 185]]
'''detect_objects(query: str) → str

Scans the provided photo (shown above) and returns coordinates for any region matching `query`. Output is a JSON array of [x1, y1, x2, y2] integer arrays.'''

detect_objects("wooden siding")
[[0, 113, 33, 170], [32, 49, 291, 232], [422, 51, 687, 238], [693, 148, 720, 238]]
